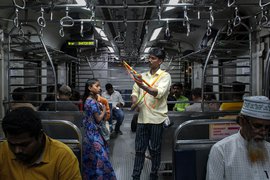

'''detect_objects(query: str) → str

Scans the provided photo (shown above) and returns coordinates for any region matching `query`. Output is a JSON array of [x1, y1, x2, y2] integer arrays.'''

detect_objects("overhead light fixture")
[[75, 0, 86, 5], [94, 27, 108, 41], [149, 27, 162, 41], [165, 0, 194, 11], [108, 46, 114, 53], [144, 47, 151, 53], [164, 0, 178, 12]]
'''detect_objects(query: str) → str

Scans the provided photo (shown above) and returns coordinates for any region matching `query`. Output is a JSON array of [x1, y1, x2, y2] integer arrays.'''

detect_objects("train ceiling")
[[0, 0, 269, 61]]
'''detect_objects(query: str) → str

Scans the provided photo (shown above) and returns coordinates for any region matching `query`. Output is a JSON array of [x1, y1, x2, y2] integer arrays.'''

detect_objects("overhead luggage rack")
[[179, 22, 252, 108], [6, 24, 57, 109]]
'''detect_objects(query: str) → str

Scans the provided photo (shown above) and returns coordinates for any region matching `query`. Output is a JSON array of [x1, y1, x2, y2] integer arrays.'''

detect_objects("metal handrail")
[[41, 119, 82, 143], [264, 50, 270, 97]]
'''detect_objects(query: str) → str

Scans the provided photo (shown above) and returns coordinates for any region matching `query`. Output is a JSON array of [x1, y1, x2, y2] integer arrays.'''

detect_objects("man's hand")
[[102, 104, 106, 112], [116, 102, 123, 108], [134, 74, 143, 87]]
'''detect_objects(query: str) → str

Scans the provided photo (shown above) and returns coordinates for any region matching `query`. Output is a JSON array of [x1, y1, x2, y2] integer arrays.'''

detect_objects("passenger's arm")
[[134, 73, 171, 98], [131, 95, 138, 105], [136, 83, 158, 97], [104, 100, 111, 121], [98, 95, 111, 121], [117, 92, 125, 107], [206, 145, 225, 180], [93, 104, 106, 122]]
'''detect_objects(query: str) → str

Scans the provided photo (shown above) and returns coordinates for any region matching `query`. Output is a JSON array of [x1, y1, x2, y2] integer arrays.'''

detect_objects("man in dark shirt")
[[48, 84, 79, 111]]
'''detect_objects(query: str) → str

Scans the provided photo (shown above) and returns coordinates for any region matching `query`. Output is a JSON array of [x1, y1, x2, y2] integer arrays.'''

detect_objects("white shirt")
[[102, 90, 125, 108], [206, 131, 270, 180]]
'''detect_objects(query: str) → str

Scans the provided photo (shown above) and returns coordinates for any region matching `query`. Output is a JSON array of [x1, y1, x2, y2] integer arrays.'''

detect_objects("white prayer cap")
[[241, 96, 270, 120]]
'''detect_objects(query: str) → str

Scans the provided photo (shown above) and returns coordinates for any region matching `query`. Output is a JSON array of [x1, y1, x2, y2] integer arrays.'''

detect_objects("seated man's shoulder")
[[0, 140, 8, 153], [48, 137, 75, 156], [115, 90, 121, 94], [213, 133, 239, 149], [0, 141, 14, 162]]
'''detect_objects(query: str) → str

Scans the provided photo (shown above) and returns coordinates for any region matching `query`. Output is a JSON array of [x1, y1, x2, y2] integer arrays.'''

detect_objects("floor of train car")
[[109, 110, 172, 180]]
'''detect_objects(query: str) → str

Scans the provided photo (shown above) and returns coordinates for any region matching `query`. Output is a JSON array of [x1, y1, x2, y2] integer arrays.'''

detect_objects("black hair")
[[232, 81, 245, 99], [149, 48, 166, 60], [70, 89, 81, 101], [12, 87, 25, 101], [172, 82, 183, 89], [82, 78, 99, 105], [2, 107, 42, 139], [105, 83, 113, 91], [191, 88, 202, 98], [232, 81, 245, 92], [203, 85, 216, 100]]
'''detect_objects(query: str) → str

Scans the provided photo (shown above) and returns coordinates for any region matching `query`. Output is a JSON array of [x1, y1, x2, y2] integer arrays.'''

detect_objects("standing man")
[[131, 48, 171, 180], [206, 96, 270, 180], [102, 83, 125, 135], [0, 107, 81, 180]]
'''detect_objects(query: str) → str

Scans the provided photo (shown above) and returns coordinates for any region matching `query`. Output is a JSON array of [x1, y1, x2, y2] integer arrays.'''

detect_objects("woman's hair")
[[82, 78, 99, 105], [2, 107, 42, 139]]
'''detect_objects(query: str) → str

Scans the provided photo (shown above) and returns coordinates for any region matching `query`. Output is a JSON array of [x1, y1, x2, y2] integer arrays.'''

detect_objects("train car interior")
[[0, 0, 270, 179]]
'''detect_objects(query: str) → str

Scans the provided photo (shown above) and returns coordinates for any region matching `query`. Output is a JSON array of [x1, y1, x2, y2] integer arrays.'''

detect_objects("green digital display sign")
[[67, 40, 96, 47]]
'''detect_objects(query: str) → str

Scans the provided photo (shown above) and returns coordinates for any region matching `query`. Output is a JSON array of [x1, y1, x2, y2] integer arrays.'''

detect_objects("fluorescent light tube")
[[149, 27, 162, 41], [164, 0, 178, 12], [108, 47, 114, 53], [76, 0, 86, 5], [95, 27, 109, 41], [144, 47, 151, 53]]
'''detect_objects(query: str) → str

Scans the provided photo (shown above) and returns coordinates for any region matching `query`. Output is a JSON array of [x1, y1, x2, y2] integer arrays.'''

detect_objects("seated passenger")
[[70, 88, 83, 111], [204, 85, 220, 111], [0, 107, 82, 180], [10, 87, 36, 111], [167, 84, 177, 111], [206, 96, 270, 180], [48, 84, 79, 111], [173, 83, 189, 112], [185, 88, 207, 112], [39, 84, 62, 111], [102, 83, 125, 135]]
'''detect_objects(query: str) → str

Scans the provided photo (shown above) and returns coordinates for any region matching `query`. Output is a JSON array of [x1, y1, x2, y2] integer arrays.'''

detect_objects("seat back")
[[42, 120, 83, 170], [38, 111, 84, 129], [173, 119, 237, 180], [160, 111, 232, 168]]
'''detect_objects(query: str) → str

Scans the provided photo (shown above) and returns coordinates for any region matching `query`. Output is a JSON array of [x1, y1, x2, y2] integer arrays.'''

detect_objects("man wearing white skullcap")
[[206, 96, 270, 180]]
